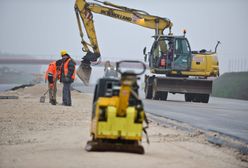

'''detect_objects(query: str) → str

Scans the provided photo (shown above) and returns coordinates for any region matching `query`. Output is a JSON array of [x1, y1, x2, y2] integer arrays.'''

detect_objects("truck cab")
[[148, 36, 192, 75], [144, 35, 219, 103]]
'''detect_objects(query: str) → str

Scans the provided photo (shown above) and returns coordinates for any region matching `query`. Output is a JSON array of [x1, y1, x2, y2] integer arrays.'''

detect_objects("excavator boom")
[[75, 0, 173, 85]]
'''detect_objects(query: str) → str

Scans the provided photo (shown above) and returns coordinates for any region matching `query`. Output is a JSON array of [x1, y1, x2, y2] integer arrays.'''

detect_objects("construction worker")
[[45, 61, 58, 105], [60, 50, 76, 106], [104, 60, 118, 78]]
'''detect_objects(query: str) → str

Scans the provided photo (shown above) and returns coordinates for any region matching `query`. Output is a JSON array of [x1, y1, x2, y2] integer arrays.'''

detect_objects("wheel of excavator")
[[145, 78, 153, 99], [185, 93, 192, 102], [152, 91, 160, 100], [145, 83, 153, 99], [201, 94, 210, 103], [152, 91, 167, 100], [159, 91, 168, 101], [189, 93, 209, 103], [192, 94, 200, 102]]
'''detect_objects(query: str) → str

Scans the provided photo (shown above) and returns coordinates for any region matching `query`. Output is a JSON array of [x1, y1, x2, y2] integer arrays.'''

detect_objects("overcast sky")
[[1, 0, 248, 73]]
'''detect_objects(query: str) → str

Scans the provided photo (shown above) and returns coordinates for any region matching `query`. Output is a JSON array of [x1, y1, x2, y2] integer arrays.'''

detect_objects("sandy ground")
[[0, 83, 247, 168]]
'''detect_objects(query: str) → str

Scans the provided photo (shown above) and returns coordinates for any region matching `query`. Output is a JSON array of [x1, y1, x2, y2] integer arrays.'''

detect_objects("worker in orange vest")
[[45, 61, 58, 105], [45, 59, 63, 105], [60, 50, 76, 106]]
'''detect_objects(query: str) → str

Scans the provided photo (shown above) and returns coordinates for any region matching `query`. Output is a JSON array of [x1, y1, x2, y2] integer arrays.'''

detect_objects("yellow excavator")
[[74, 0, 220, 154], [75, 0, 219, 103], [75, 0, 172, 85]]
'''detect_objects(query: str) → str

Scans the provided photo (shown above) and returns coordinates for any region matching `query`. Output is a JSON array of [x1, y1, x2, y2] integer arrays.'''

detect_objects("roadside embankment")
[[212, 72, 248, 100]]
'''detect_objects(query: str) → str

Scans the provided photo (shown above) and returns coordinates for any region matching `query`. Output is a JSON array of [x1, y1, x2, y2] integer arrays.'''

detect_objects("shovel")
[[40, 89, 49, 103]]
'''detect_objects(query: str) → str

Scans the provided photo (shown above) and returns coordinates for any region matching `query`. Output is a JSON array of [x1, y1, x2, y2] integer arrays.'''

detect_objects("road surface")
[[143, 94, 248, 143]]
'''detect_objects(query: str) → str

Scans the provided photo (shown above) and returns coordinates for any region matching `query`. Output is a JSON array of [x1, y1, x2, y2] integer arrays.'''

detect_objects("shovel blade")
[[77, 62, 92, 86]]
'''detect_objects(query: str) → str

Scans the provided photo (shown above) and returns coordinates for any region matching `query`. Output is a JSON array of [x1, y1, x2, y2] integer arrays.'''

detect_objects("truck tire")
[[192, 94, 202, 102], [152, 79, 160, 100], [145, 84, 153, 99], [145, 76, 154, 99], [191, 94, 209, 103], [160, 91, 168, 101], [185, 93, 192, 102], [152, 91, 168, 100], [201, 94, 209, 103], [152, 91, 160, 100]]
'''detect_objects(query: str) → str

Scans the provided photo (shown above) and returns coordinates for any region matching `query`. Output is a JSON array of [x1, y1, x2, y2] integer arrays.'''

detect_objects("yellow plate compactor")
[[85, 60, 149, 154]]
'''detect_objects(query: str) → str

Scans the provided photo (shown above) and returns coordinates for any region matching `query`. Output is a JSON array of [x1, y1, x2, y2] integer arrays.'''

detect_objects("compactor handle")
[[116, 60, 146, 75]]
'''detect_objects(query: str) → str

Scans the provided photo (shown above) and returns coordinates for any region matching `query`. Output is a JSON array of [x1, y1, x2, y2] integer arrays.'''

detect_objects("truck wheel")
[[193, 94, 202, 102], [190, 93, 199, 102], [145, 84, 153, 99], [160, 91, 168, 101], [201, 94, 209, 103], [145, 76, 154, 99], [191, 94, 209, 103], [185, 93, 192, 102], [151, 78, 160, 100], [152, 91, 160, 100]]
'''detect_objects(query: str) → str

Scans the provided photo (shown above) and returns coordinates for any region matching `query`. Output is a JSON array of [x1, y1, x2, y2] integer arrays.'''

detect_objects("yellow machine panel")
[[190, 53, 219, 77], [95, 105, 143, 140]]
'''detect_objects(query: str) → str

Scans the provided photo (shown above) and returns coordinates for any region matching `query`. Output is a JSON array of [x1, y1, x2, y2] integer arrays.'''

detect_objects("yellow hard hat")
[[60, 50, 67, 57]]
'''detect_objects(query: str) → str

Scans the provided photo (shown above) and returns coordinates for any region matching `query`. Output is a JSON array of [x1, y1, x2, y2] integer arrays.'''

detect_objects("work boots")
[[50, 99, 57, 105]]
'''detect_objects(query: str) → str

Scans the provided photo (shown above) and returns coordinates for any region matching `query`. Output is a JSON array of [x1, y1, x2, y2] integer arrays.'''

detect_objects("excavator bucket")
[[77, 62, 92, 85], [77, 51, 100, 85], [85, 140, 145, 154]]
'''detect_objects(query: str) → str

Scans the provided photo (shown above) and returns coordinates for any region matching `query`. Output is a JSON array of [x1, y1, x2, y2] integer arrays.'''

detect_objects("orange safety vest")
[[45, 61, 57, 81], [64, 58, 76, 80]]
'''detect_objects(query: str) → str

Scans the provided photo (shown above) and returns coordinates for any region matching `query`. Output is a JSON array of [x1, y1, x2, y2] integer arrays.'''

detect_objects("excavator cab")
[[147, 36, 192, 74]]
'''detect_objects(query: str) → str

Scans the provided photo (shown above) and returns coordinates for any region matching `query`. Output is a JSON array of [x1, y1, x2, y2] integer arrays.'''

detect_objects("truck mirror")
[[143, 47, 147, 62], [143, 47, 146, 55]]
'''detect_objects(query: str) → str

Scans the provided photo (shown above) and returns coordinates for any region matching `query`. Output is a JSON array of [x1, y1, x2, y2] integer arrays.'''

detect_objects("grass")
[[212, 72, 248, 100]]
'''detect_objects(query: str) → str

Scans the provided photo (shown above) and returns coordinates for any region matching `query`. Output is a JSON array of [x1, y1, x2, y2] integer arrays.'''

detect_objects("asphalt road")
[[143, 94, 248, 143], [74, 84, 248, 143]]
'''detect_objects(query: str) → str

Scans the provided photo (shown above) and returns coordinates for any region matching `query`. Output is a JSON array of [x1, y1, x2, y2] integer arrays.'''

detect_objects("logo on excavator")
[[100, 10, 132, 22]]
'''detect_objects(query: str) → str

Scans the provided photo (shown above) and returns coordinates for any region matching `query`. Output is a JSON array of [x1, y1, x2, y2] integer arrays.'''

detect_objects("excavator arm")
[[74, 0, 173, 85]]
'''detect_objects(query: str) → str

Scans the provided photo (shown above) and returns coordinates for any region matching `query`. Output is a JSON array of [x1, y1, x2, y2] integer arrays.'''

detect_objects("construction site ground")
[[0, 84, 247, 168]]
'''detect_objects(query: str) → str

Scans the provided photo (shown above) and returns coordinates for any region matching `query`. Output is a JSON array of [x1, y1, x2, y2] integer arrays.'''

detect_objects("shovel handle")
[[43, 89, 49, 96]]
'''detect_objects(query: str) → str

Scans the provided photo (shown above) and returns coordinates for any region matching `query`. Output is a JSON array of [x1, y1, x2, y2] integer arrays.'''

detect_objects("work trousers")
[[62, 82, 72, 106], [48, 82, 57, 103]]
